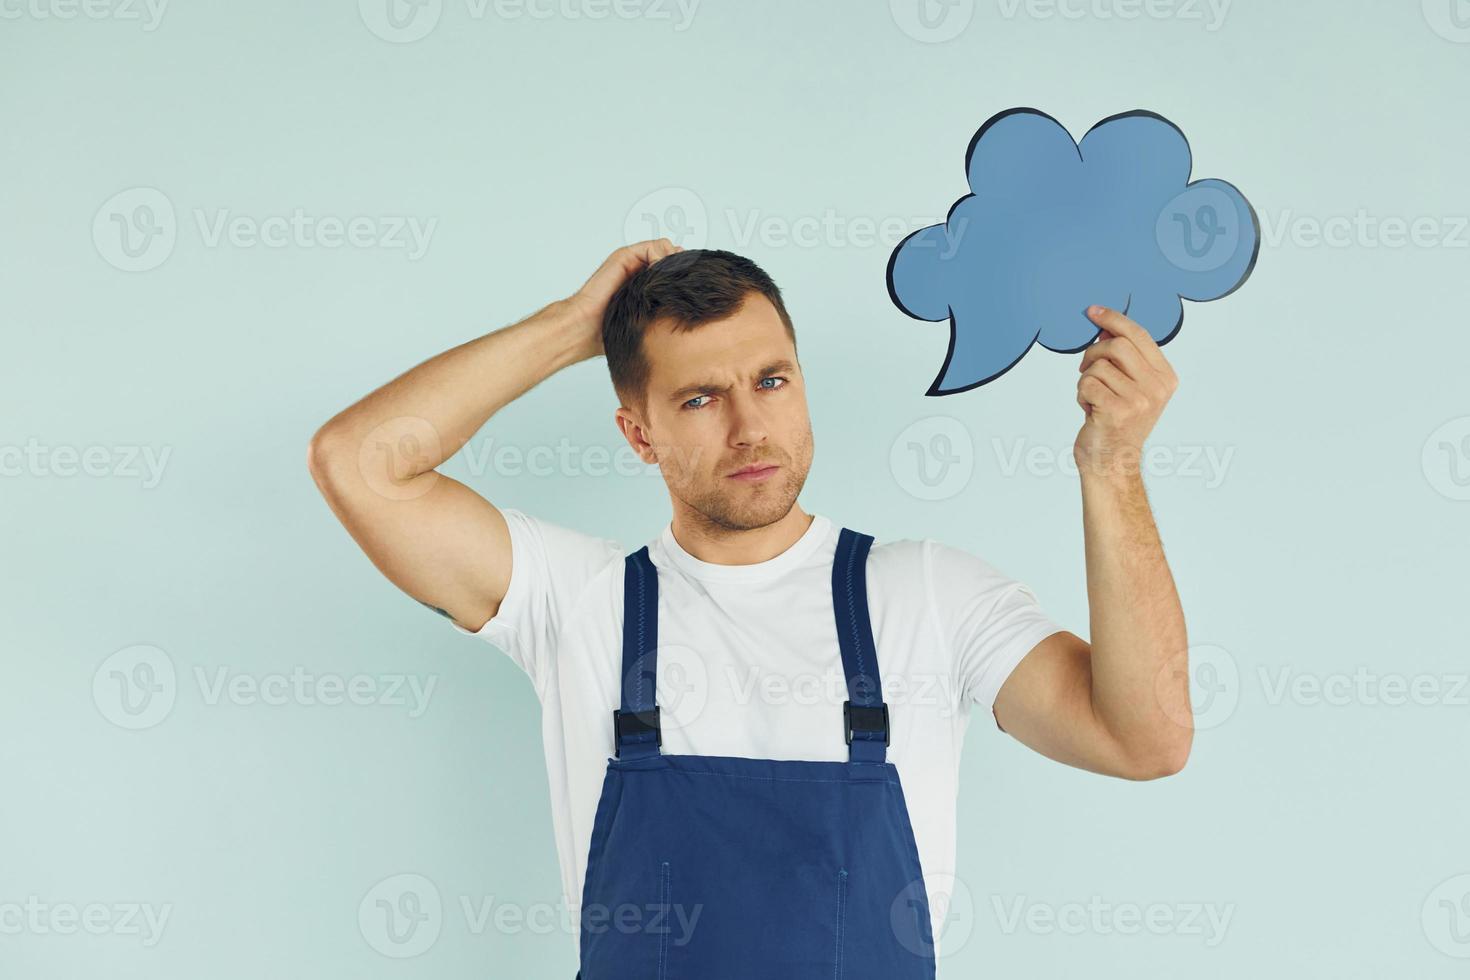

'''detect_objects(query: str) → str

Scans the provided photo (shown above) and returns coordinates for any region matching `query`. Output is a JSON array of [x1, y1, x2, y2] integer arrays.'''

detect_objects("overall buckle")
[[843, 701, 890, 746], [612, 707, 661, 757]]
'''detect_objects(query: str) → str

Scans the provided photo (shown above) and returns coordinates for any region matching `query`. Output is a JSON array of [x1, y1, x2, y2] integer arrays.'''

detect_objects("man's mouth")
[[727, 462, 780, 483]]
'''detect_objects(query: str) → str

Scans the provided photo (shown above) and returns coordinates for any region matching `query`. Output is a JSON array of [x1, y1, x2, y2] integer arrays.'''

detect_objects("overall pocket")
[[834, 868, 850, 979], [656, 860, 672, 980]]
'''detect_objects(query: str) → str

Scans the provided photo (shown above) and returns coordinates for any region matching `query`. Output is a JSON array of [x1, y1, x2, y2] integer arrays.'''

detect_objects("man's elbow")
[[306, 422, 352, 495], [1122, 730, 1193, 781]]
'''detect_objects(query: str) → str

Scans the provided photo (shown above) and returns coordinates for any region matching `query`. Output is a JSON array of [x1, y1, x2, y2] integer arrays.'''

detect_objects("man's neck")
[[668, 503, 814, 566]]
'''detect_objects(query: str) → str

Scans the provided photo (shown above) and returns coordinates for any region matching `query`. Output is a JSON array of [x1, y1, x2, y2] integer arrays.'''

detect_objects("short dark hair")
[[602, 249, 796, 410]]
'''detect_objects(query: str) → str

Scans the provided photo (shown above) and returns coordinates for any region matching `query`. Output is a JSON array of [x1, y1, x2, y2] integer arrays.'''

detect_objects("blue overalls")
[[576, 527, 937, 979]]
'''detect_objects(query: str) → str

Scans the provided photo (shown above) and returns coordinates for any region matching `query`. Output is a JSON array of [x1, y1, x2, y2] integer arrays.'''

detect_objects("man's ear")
[[614, 406, 656, 465]]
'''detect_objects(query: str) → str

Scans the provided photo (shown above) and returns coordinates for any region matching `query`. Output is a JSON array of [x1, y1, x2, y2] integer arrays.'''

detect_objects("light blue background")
[[3, 1, 1467, 976]]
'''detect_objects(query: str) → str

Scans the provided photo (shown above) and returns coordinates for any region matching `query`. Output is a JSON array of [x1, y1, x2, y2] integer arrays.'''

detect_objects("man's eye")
[[759, 377, 787, 390], [683, 395, 710, 410]]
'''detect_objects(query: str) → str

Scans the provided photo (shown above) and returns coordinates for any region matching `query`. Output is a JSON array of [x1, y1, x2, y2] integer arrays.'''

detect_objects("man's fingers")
[[1086, 305, 1171, 372], [1079, 337, 1149, 382], [629, 238, 681, 266], [1080, 359, 1132, 402], [1077, 375, 1112, 413]]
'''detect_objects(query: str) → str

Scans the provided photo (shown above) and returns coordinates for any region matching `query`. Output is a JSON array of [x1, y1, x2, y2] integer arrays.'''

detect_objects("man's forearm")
[[314, 298, 595, 476], [1080, 465, 1192, 773]]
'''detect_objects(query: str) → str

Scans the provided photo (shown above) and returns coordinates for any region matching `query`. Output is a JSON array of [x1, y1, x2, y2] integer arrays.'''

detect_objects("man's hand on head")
[[565, 239, 684, 358], [1073, 305, 1180, 480]]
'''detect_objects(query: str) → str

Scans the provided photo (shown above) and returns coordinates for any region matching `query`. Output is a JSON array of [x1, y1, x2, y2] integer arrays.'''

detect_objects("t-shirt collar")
[[656, 513, 832, 584]]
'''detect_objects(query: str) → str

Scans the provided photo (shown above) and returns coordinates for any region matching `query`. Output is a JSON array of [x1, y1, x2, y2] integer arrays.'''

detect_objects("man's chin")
[[680, 483, 792, 532]]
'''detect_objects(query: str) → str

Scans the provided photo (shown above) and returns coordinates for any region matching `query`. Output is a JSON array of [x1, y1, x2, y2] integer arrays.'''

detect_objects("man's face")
[[619, 294, 813, 532]]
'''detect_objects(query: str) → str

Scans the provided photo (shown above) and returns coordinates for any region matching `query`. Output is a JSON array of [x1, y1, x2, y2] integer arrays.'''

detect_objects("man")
[[307, 240, 1192, 976]]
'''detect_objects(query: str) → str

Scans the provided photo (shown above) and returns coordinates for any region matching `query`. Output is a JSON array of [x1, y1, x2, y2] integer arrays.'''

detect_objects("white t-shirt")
[[453, 508, 1062, 957]]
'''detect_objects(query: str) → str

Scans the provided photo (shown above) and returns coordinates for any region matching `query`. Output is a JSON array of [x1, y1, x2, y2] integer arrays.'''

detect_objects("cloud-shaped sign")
[[887, 108, 1259, 394]]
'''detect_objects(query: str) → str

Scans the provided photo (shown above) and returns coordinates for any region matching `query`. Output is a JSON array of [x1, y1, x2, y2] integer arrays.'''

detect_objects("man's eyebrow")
[[668, 360, 797, 402]]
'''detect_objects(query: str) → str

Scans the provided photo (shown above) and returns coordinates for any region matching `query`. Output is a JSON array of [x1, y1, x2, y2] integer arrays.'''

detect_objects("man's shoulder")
[[864, 531, 1013, 589], [499, 506, 627, 580]]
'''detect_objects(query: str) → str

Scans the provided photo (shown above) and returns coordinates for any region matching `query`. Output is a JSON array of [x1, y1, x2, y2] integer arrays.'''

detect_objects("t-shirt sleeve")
[[923, 538, 1064, 713], [449, 507, 623, 693]]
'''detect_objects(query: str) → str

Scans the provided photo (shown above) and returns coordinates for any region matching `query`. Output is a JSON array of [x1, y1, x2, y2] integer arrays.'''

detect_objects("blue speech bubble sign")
[[887, 109, 1259, 394]]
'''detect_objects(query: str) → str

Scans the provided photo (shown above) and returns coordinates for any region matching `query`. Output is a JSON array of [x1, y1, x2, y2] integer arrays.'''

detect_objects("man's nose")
[[727, 392, 768, 448]]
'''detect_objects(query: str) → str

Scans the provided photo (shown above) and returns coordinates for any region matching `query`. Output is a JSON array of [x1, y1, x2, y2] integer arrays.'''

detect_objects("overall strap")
[[833, 528, 889, 763], [614, 546, 662, 759]]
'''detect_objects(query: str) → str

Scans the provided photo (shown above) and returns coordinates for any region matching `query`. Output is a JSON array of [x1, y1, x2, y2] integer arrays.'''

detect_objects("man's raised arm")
[[306, 239, 681, 632], [993, 304, 1193, 781]]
